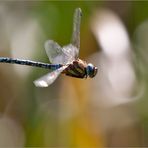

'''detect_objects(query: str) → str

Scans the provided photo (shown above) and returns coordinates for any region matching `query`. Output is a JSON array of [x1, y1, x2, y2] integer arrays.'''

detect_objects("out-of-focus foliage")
[[0, 1, 147, 147]]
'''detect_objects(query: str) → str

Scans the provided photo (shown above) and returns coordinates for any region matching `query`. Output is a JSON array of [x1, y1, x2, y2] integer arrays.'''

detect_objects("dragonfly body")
[[62, 59, 97, 78], [0, 8, 97, 87]]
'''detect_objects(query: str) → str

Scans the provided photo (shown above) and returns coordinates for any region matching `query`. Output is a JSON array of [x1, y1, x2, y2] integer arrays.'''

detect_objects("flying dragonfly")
[[0, 8, 98, 87]]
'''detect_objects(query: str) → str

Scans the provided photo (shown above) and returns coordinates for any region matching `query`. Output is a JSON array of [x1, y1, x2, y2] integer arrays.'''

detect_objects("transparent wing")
[[71, 8, 82, 58], [34, 66, 67, 87], [45, 8, 82, 64], [45, 40, 68, 64], [62, 44, 79, 61], [45, 40, 78, 64]]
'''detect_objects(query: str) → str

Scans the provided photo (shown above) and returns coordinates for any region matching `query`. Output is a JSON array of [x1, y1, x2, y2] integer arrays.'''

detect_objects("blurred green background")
[[0, 1, 148, 147]]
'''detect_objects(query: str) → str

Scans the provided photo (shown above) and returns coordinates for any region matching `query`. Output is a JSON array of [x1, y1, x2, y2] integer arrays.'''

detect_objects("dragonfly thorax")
[[63, 60, 97, 79], [86, 63, 98, 78]]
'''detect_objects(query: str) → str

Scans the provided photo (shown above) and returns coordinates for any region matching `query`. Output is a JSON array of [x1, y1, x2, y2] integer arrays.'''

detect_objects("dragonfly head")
[[86, 63, 98, 78]]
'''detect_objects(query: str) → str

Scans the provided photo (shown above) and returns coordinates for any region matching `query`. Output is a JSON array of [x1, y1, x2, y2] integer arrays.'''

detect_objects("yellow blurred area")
[[59, 77, 103, 147]]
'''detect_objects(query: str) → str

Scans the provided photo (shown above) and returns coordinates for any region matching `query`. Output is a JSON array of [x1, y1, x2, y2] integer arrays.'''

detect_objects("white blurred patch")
[[90, 8, 136, 107], [91, 9, 130, 59], [10, 19, 43, 77], [0, 116, 25, 147]]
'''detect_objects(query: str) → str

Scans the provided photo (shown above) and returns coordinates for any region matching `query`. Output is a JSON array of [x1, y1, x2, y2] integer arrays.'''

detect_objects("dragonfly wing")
[[45, 8, 82, 64], [62, 44, 79, 61], [34, 66, 67, 87], [45, 40, 68, 64], [71, 8, 82, 58], [45, 40, 78, 64]]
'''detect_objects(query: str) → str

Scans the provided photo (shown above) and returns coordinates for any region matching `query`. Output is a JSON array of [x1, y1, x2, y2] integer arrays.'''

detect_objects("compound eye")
[[86, 63, 94, 77]]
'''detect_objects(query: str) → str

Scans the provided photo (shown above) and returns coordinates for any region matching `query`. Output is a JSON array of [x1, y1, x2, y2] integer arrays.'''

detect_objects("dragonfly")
[[0, 8, 97, 87]]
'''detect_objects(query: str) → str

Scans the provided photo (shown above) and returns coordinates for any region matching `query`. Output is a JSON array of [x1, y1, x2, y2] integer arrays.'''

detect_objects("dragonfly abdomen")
[[0, 57, 62, 70]]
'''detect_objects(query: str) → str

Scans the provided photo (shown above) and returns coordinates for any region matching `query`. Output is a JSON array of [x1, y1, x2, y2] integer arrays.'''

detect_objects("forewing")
[[34, 66, 67, 87], [45, 40, 70, 64], [71, 8, 82, 58], [45, 8, 82, 64]]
